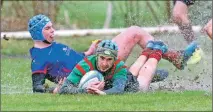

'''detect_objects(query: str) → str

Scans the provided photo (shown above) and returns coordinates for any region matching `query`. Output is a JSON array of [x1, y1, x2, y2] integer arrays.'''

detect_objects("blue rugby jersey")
[[29, 42, 85, 82]]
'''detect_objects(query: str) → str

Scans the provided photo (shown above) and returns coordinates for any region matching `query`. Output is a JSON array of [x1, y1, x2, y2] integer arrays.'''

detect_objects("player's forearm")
[[83, 51, 90, 56], [103, 87, 124, 94], [33, 85, 46, 93], [84, 41, 99, 56], [84, 50, 93, 56], [32, 73, 46, 93], [59, 79, 86, 94], [103, 78, 126, 94]]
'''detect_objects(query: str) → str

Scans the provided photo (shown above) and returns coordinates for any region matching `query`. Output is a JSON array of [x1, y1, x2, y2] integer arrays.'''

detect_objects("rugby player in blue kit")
[[29, 14, 98, 93]]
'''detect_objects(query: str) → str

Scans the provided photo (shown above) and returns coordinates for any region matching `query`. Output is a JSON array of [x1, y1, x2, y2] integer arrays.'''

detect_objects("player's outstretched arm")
[[59, 79, 87, 94], [32, 74, 46, 93]]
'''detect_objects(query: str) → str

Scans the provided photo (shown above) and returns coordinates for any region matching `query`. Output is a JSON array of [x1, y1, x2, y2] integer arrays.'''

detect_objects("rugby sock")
[[141, 48, 152, 58], [163, 50, 182, 60], [162, 50, 184, 69], [149, 50, 163, 62]]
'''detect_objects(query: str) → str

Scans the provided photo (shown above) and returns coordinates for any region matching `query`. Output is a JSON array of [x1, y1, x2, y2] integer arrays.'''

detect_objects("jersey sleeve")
[[66, 58, 91, 85], [65, 44, 85, 58], [103, 61, 128, 94], [112, 61, 128, 81], [103, 77, 126, 94], [30, 48, 48, 74]]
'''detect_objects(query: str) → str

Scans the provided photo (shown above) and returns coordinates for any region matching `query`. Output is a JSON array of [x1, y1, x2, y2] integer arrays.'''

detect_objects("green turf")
[[1, 57, 32, 94], [1, 91, 211, 111]]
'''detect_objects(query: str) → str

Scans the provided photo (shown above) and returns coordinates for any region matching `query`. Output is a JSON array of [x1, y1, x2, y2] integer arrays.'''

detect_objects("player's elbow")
[[128, 26, 141, 32], [105, 87, 125, 94], [33, 85, 46, 93], [115, 86, 125, 93]]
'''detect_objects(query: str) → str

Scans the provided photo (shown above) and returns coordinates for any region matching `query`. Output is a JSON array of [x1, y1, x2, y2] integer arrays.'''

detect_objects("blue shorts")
[[173, 0, 195, 6], [124, 71, 139, 93]]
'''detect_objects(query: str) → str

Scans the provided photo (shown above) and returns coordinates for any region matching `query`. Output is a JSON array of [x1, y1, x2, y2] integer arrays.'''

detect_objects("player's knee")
[[128, 26, 146, 37], [128, 26, 141, 32]]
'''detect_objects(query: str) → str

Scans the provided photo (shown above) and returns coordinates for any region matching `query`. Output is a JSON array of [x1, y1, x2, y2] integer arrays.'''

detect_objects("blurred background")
[[1, 1, 212, 31]]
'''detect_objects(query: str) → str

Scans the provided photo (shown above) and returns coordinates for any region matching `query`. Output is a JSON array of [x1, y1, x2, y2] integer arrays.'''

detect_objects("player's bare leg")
[[203, 19, 212, 39], [172, 1, 201, 64], [112, 26, 154, 61], [129, 50, 150, 77], [137, 58, 159, 91], [131, 41, 167, 91], [173, 1, 195, 44]]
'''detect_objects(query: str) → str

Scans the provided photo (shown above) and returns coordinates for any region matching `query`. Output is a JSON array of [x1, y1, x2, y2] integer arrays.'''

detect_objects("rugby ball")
[[78, 70, 104, 89]]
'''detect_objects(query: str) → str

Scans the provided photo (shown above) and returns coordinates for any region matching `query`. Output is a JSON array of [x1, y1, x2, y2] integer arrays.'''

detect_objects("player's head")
[[28, 14, 55, 44], [95, 40, 118, 72]]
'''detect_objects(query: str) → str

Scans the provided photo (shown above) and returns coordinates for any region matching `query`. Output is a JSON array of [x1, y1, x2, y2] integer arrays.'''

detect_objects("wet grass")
[[1, 33, 212, 111], [1, 55, 212, 111], [1, 91, 212, 111], [0, 56, 168, 94], [1, 57, 31, 94]]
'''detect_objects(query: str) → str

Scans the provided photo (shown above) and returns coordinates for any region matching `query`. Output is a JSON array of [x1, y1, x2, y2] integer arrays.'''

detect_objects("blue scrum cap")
[[28, 14, 51, 41]]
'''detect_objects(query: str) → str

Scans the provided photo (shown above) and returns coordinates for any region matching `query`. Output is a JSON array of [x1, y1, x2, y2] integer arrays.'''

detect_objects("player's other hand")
[[86, 81, 105, 94], [86, 86, 106, 95], [87, 81, 105, 90], [84, 39, 102, 56], [91, 81, 105, 90], [53, 77, 66, 94]]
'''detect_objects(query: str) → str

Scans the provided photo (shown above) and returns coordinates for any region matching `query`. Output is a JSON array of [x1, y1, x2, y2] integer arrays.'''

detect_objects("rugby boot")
[[151, 69, 169, 83], [162, 42, 198, 70]]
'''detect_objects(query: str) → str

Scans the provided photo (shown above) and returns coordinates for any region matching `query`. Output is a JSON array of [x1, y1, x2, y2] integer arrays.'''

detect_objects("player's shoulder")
[[29, 47, 41, 58], [114, 59, 127, 71], [78, 55, 95, 65], [116, 59, 126, 67], [53, 42, 68, 48], [53, 42, 76, 52], [86, 55, 96, 60]]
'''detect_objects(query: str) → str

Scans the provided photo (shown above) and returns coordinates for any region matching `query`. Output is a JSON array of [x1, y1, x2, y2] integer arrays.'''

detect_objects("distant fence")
[[1, 25, 202, 39]]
